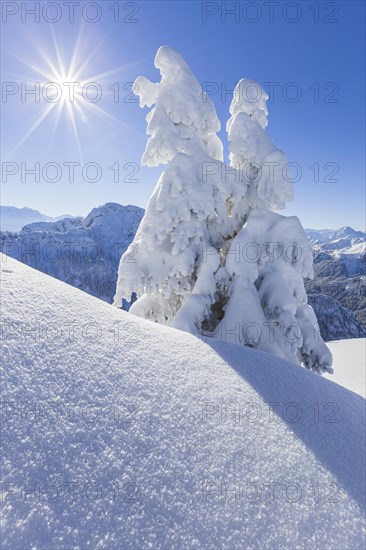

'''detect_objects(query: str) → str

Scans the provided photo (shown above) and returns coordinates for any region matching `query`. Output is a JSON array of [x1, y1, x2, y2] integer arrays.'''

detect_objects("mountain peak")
[[332, 226, 365, 239]]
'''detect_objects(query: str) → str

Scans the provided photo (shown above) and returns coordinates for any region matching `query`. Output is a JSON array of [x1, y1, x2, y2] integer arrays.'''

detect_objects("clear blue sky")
[[1, 0, 365, 229]]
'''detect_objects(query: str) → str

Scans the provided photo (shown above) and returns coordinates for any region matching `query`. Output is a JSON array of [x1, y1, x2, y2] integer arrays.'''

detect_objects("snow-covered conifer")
[[114, 46, 332, 374], [227, 79, 293, 211], [113, 46, 237, 329], [215, 210, 332, 373]]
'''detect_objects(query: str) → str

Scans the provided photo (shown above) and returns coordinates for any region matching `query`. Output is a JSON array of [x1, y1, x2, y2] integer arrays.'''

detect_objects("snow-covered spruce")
[[113, 46, 244, 325], [227, 78, 293, 211], [114, 46, 332, 374], [216, 210, 332, 372]]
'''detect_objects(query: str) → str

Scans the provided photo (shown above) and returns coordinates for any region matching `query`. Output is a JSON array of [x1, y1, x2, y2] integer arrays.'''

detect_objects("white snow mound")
[[1, 256, 365, 549], [325, 339, 366, 397]]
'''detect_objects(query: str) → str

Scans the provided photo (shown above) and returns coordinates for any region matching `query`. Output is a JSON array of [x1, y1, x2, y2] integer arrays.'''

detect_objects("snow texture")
[[1, 256, 365, 549], [325, 339, 366, 398]]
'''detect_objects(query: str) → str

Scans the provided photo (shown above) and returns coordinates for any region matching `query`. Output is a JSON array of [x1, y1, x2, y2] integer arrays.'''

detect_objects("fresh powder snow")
[[325, 339, 366, 398], [1, 256, 365, 549]]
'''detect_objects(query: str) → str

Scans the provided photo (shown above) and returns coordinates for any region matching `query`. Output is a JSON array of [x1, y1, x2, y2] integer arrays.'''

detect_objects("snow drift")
[[325, 339, 366, 398], [1, 256, 365, 549]]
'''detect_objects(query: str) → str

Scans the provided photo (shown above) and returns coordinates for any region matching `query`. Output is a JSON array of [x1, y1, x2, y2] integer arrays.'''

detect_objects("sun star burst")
[[6, 24, 140, 161]]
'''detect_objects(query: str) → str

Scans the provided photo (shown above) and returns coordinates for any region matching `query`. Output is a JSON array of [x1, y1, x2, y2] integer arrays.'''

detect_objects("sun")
[[6, 25, 138, 161]]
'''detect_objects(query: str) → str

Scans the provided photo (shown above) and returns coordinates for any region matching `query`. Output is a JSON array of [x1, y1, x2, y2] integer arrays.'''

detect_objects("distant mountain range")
[[1, 204, 364, 341], [305, 226, 366, 276], [0, 206, 77, 233], [305, 226, 366, 244], [303, 226, 366, 338], [0, 203, 144, 305]]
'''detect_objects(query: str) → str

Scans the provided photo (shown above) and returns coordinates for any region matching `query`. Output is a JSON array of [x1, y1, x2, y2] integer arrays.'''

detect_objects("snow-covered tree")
[[227, 79, 293, 211], [114, 46, 332, 374], [113, 46, 240, 329], [133, 46, 224, 166], [215, 210, 332, 372], [216, 80, 331, 372]]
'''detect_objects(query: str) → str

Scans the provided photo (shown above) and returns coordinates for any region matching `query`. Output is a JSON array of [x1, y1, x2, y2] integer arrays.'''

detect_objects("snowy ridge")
[[305, 227, 366, 334], [305, 226, 366, 276], [0, 203, 144, 304], [1, 256, 365, 549], [306, 226, 366, 245]]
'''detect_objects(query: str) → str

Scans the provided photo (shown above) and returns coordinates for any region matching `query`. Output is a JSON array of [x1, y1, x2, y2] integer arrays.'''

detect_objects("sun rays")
[[4, 24, 141, 161]]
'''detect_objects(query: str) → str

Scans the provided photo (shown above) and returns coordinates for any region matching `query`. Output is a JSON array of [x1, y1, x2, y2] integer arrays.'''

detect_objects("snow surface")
[[325, 339, 366, 398], [1, 256, 365, 549]]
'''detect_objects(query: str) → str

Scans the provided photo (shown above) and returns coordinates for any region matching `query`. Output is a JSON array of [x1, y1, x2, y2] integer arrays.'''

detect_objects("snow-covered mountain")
[[305, 226, 366, 276], [1, 256, 365, 549], [304, 227, 366, 333], [306, 226, 366, 243], [0, 203, 144, 304], [0, 205, 76, 233], [308, 293, 366, 341]]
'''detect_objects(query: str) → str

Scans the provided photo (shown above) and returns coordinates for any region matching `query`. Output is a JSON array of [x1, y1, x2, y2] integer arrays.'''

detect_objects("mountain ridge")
[[1, 203, 364, 339]]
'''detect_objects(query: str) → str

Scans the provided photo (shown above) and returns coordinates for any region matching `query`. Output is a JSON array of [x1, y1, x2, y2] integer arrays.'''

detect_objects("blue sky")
[[1, 0, 365, 229]]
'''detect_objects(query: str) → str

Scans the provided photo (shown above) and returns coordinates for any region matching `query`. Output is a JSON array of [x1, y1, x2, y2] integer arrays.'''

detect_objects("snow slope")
[[1, 256, 365, 549], [0, 203, 144, 304], [325, 339, 366, 398]]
